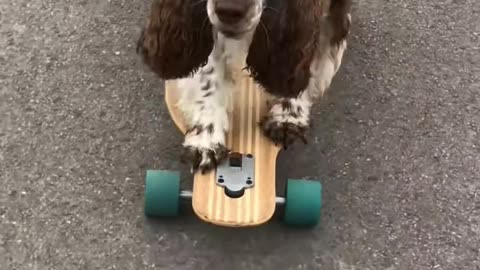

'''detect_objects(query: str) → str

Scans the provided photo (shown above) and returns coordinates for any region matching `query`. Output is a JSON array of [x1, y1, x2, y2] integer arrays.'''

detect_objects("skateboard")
[[143, 66, 323, 227]]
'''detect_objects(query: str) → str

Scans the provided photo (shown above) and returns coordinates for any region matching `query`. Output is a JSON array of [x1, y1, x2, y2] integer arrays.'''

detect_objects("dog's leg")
[[261, 18, 350, 148], [176, 35, 247, 173]]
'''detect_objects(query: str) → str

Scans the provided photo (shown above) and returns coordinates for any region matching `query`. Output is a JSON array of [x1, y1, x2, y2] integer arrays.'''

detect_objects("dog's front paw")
[[181, 144, 229, 174], [261, 116, 308, 149], [181, 125, 229, 174], [260, 99, 310, 149]]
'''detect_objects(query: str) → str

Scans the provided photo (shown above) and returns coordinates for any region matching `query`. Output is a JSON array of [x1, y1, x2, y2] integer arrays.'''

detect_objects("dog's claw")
[[181, 144, 229, 174]]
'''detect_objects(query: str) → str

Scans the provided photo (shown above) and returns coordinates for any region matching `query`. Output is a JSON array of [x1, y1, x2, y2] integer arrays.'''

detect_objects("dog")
[[137, 0, 352, 173]]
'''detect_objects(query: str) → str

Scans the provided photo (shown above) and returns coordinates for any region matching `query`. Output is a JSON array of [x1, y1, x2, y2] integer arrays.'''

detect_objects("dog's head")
[[137, 0, 351, 97], [137, 0, 266, 79], [206, 0, 264, 39]]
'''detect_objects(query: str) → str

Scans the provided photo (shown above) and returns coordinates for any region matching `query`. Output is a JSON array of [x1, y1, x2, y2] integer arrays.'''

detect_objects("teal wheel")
[[283, 179, 322, 227], [144, 170, 181, 217]]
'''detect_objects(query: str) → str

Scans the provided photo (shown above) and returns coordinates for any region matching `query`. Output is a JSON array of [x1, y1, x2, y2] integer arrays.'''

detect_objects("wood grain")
[[165, 69, 280, 227]]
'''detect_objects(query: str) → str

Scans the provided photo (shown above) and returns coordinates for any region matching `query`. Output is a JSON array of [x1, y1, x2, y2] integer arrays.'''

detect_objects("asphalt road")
[[1, 0, 479, 269]]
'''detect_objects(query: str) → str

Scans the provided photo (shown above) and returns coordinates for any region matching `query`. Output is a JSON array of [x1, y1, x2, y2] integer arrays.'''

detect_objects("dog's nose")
[[215, 1, 248, 24]]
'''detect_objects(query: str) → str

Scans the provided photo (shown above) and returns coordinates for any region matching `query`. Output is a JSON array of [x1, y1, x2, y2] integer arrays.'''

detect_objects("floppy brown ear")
[[137, 0, 214, 79], [246, 1, 324, 98]]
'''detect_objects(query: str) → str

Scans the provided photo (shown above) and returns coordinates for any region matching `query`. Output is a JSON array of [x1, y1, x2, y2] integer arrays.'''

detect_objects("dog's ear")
[[137, 0, 214, 79], [246, 1, 324, 98]]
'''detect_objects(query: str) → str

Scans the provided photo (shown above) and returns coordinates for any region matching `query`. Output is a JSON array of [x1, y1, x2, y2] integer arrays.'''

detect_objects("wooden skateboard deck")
[[164, 69, 281, 227]]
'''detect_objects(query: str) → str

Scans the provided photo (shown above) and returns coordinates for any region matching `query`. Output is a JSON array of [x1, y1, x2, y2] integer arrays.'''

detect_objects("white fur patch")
[[305, 39, 347, 100], [268, 98, 311, 127]]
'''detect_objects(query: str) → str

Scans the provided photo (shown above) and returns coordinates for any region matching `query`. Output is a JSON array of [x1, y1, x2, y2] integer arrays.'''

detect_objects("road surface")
[[1, 0, 479, 269]]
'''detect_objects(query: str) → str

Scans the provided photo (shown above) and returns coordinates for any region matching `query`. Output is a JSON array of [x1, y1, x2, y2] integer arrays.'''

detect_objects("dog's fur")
[[137, 0, 352, 173]]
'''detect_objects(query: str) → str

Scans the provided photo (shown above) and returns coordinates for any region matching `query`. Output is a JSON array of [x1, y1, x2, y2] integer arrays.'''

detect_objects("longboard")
[[143, 66, 323, 228], [164, 68, 280, 227]]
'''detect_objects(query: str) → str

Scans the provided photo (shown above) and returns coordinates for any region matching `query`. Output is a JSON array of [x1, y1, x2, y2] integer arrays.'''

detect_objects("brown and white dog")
[[137, 0, 352, 173]]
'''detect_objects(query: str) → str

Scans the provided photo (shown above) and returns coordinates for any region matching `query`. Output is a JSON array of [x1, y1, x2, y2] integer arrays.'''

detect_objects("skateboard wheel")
[[283, 179, 322, 227], [144, 170, 181, 217]]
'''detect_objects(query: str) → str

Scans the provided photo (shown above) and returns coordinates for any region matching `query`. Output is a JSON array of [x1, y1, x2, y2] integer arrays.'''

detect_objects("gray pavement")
[[1, 0, 479, 269]]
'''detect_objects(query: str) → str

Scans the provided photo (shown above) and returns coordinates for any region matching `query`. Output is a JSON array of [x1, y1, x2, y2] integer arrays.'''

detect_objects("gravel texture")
[[1, 0, 479, 269]]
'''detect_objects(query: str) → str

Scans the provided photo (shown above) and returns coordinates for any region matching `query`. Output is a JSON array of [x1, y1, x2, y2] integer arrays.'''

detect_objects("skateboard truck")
[[216, 152, 255, 198], [145, 170, 323, 227]]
